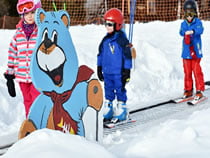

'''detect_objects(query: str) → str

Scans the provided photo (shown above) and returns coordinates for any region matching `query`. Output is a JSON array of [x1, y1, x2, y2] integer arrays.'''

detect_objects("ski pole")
[[129, 0, 136, 43], [128, 0, 137, 70]]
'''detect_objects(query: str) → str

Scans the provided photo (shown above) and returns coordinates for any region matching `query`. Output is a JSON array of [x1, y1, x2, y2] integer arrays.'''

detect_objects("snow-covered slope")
[[1, 20, 210, 157]]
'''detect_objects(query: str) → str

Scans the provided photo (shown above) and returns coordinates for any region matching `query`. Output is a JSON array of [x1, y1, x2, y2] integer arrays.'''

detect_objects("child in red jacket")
[[4, 0, 41, 117]]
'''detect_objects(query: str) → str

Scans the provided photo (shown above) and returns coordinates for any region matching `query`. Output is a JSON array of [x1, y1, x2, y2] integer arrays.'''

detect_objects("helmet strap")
[[114, 23, 117, 31]]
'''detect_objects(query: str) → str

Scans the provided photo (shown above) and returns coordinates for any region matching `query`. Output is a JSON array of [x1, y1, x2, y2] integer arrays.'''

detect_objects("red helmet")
[[104, 8, 124, 31]]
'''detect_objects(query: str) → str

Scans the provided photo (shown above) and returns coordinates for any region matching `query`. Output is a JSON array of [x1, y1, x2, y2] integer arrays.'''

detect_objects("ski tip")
[[187, 96, 208, 106], [129, 119, 137, 123], [104, 124, 115, 128], [187, 101, 194, 106], [103, 118, 136, 129]]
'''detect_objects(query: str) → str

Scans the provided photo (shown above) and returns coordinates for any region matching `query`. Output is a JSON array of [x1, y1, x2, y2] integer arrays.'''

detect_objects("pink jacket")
[[6, 20, 38, 83]]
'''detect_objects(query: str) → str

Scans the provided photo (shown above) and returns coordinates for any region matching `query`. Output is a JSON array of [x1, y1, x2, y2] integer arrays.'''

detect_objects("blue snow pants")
[[103, 73, 127, 102]]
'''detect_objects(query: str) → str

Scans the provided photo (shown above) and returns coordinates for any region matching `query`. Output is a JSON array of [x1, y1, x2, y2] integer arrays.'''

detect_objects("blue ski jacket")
[[97, 30, 132, 74], [179, 17, 204, 59]]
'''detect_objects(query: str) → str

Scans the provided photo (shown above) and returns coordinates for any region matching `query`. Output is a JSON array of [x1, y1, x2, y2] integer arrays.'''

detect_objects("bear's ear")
[[59, 10, 70, 28], [35, 8, 46, 25]]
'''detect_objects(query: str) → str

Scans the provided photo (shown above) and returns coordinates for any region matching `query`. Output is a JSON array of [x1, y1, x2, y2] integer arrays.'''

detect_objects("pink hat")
[[17, 0, 42, 14]]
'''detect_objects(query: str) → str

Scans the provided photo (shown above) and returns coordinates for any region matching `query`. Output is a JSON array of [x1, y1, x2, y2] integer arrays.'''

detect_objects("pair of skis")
[[176, 81, 210, 105], [172, 95, 208, 105], [172, 80, 210, 105]]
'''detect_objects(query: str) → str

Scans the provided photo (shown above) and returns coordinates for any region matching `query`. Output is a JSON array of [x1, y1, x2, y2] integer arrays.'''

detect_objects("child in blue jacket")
[[97, 8, 132, 122], [179, 0, 205, 100]]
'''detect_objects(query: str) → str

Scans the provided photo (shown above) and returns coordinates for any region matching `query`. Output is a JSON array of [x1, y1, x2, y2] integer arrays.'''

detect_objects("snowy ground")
[[1, 20, 210, 157]]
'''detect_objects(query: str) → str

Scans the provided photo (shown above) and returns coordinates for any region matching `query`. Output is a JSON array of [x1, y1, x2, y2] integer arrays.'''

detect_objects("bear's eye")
[[52, 31, 58, 44], [42, 29, 48, 42]]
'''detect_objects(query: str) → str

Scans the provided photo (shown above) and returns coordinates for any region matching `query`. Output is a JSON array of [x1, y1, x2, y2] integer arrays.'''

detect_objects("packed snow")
[[1, 20, 210, 157]]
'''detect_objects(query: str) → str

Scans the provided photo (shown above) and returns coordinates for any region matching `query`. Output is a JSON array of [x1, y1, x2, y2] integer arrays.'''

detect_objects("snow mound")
[[3, 129, 116, 158]]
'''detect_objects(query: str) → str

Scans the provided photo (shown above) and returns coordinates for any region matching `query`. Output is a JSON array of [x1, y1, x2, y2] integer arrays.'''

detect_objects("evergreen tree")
[[6, 0, 19, 16], [0, 0, 8, 16]]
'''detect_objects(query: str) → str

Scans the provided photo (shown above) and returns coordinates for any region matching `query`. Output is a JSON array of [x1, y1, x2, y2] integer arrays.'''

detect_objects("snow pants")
[[103, 74, 127, 102], [19, 82, 40, 118], [183, 58, 205, 92]]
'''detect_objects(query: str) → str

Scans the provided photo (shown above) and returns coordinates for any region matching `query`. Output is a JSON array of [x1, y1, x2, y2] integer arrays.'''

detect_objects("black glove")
[[97, 66, 104, 81], [4, 73, 16, 97], [122, 69, 130, 86]]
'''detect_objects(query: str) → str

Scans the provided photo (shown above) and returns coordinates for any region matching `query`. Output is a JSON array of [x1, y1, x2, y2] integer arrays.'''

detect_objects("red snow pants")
[[19, 82, 40, 118], [183, 58, 205, 92]]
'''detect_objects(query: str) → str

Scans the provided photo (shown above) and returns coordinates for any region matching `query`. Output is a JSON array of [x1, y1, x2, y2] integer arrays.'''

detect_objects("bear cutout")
[[18, 8, 103, 141]]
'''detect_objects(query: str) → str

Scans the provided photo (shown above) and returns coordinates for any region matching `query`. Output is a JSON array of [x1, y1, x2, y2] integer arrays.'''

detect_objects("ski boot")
[[103, 100, 114, 122], [113, 101, 128, 122], [182, 90, 193, 99], [194, 91, 203, 100]]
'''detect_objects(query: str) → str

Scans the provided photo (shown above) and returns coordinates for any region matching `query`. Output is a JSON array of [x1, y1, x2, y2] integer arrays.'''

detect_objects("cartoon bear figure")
[[18, 8, 103, 141]]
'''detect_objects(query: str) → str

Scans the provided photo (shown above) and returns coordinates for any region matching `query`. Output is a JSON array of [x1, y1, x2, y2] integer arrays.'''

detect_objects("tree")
[[0, 0, 9, 16], [0, 0, 19, 17], [6, 0, 19, 16]]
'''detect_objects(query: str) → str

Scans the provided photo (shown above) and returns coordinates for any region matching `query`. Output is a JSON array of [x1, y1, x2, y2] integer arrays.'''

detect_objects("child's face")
[[24, 10, 35, 24], [186, 16, 193, 22], [105, 21, 114, 33], [184, 10, 196, 22]]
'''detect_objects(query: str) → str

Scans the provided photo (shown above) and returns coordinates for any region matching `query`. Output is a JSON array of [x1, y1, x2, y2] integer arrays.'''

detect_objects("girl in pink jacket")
[[4, 0, 41, 117]]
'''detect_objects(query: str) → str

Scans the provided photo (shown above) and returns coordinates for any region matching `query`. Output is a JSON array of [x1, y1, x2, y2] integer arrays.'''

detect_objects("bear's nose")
[[44, 38, 53, 49]]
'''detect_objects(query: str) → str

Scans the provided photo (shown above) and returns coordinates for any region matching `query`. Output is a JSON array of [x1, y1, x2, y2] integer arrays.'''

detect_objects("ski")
[[104, 117, 136, 129], [187, 96, 208, 105], [172, 96, 194, 104]]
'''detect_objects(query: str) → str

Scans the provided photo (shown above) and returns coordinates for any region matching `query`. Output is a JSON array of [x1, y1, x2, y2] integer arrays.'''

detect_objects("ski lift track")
[[104, 86, 210, 135]]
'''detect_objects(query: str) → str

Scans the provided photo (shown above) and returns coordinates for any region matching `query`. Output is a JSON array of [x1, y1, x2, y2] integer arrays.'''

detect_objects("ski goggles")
[[17, 1, 35, 14], [184, 11, 196, 18], [105, 21, 115, 27]]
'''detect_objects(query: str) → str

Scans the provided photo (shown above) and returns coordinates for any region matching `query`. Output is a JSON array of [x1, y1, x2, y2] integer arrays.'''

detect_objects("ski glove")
[[97, 66, 104, 81], [122, 69, 130, 86], [4, 73, 16, 97]]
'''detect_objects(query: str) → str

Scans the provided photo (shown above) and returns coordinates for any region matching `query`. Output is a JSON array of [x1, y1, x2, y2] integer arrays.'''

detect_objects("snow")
[[1, 20, 210, 157], [3, 129, 115, 158]]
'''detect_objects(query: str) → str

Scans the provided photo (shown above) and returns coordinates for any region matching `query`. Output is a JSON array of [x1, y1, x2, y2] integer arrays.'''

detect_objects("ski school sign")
[[18, 8, 103, 141]]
